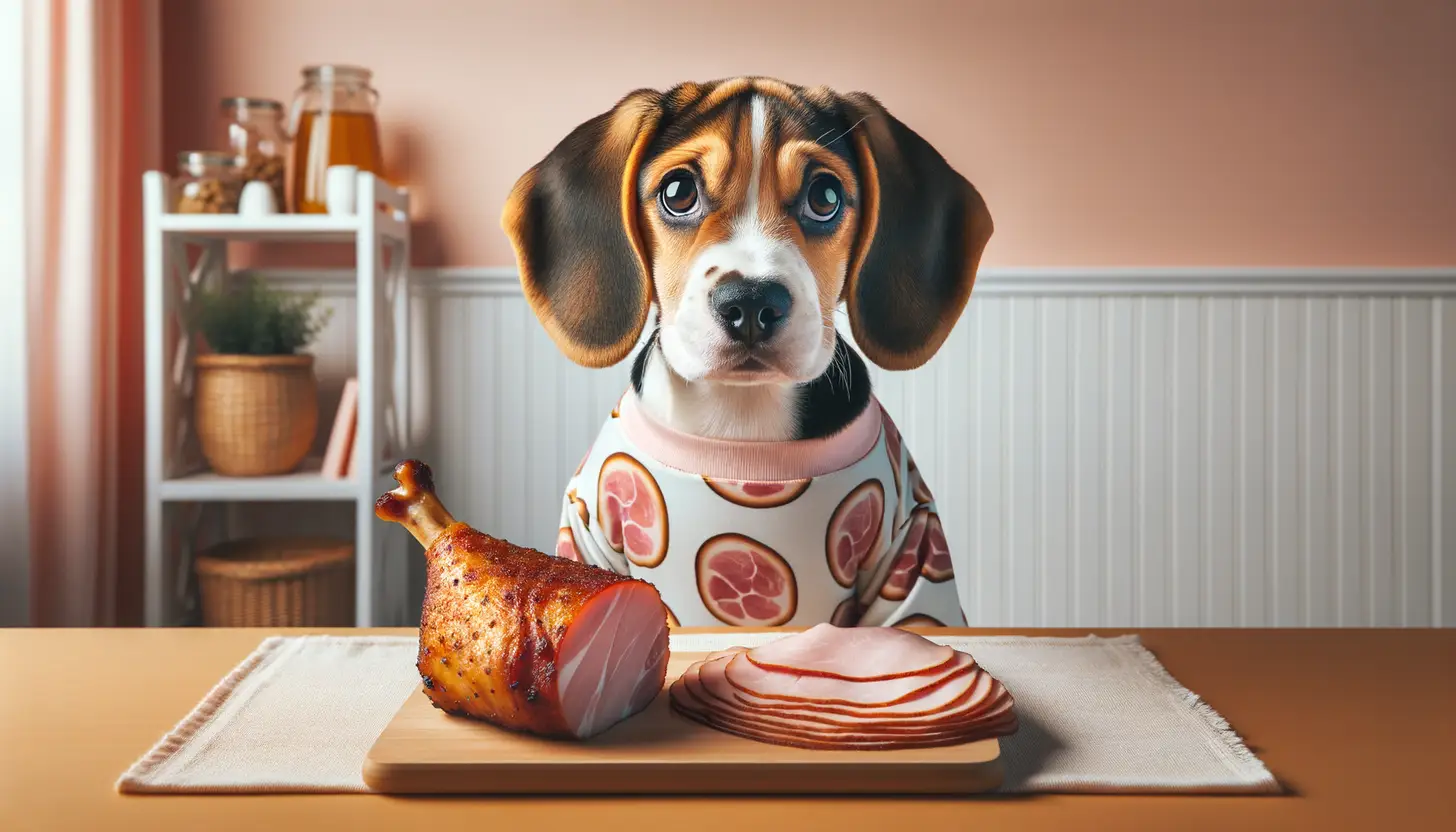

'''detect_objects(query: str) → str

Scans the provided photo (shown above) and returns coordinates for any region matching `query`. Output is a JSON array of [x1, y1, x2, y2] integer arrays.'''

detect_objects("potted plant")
[[189, 276, 332, 476]]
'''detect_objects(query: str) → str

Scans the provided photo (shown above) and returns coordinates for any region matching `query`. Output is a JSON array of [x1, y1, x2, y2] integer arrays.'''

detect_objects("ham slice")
[[743, 622, 956, 680], [667, 624, 1018, 751]]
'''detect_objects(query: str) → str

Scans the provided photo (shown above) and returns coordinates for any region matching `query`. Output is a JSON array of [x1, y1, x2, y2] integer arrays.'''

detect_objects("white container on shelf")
[[326, 165, 359, 215], [238, 180, 279, 216]]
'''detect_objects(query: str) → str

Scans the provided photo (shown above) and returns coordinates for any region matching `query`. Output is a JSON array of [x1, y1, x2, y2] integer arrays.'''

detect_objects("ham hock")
[[377, 460, 671, 740]]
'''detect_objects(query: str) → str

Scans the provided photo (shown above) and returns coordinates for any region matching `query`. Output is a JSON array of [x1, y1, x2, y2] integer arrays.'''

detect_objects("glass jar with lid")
[[174, 151, 243, 214], [221, 97, 288, 213], [286, 64, 386, 213]]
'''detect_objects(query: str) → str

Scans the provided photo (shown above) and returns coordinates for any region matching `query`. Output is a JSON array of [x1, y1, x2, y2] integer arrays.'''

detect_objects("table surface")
[[1, 627, 1453, 831]]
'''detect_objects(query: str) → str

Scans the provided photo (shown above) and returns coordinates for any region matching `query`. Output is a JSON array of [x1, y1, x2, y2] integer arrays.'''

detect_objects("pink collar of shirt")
[[616, 392, 884, 482]]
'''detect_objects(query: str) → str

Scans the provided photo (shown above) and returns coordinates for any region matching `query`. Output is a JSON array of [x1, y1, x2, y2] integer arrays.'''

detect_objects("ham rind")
[[688, 659, 1006, 734], [723, 650, 975, 707], [744, 623, 957, 681], [555, 581, 672, 738]]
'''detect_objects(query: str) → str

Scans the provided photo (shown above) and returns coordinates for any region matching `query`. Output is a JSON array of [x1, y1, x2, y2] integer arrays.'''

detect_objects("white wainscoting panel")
[[258, 268, 1456, 628]]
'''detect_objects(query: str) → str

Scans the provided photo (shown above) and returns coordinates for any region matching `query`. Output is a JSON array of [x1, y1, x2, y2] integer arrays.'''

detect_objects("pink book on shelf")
[[345, 428, 357, 478], [322, 378, 358, 479]]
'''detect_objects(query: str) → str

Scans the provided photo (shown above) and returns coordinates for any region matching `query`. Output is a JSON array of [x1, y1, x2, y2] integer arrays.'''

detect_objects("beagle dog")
[[502, 77, 991, 629]]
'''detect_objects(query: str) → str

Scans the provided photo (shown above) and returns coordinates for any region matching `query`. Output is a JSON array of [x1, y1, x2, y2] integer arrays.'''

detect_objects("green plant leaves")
[[189, 275, 333, 355]]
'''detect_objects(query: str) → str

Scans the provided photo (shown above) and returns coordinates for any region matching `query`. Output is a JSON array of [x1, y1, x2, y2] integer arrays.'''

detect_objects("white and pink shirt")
[[555, 391, 967, 629]]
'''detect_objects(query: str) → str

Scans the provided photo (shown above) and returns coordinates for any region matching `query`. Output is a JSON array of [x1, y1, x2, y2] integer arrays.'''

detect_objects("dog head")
[[501, 77, 993, 382]]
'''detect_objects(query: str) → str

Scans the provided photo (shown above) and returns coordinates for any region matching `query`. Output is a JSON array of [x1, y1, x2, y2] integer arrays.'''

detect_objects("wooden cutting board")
[[362, 650, 1003, 795]]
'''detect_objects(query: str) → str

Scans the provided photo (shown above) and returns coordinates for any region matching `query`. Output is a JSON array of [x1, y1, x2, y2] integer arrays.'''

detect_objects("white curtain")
[[21, 0, 159, 625], [0, 0, 28, 625]]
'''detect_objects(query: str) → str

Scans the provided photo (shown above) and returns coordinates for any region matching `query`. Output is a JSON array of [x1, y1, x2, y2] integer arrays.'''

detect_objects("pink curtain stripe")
[[26, 0, 156, 626]]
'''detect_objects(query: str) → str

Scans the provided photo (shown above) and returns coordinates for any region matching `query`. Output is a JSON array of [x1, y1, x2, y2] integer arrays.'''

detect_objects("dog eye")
[[659, 170, 699, 217], [802, 175, 842, 223]]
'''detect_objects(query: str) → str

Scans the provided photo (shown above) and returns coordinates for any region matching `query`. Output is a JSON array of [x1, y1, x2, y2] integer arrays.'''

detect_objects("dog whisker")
[[816, 115, 870, 148], [818, 321, 850, 396]]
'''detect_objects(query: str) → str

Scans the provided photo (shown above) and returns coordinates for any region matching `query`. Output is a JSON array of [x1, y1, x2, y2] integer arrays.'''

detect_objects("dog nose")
[[710, 279, 792, 346]]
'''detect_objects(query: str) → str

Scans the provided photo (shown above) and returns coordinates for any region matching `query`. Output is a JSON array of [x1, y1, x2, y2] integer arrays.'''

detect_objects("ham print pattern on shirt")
[[556, 392, 967, 629]]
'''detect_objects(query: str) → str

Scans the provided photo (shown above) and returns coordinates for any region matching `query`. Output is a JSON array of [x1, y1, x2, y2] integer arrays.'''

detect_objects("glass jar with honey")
[[286, 64, 385, 213]]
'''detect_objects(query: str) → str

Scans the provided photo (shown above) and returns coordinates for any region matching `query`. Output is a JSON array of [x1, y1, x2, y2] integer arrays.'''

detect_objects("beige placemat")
[[116, 632, 1279, 795]]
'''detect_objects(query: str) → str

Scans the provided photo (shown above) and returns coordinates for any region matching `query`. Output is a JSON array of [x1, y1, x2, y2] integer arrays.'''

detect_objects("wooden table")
[[1, 627, 1452, 830]]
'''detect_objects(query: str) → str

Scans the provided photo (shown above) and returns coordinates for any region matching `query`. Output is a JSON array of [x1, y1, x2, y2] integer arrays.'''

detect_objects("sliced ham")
[[715, 658, 1007, 726], [743, 622, 956, 680], [672, 713, 1017, 751], [723, 650, 976, 707], [690, 658, 1006, 734], [671, 676, 1018, 750], [714, 660, 1010, 730], [667, 624, 1019, 751]]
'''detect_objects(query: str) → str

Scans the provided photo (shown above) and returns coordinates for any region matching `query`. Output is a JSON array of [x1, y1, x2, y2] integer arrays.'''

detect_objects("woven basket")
[[195, 537, 355, 627], [194, 353, 318, 476]]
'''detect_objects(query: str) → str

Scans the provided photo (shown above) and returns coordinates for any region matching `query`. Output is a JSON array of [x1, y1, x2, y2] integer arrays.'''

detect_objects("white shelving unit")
[[142, 170, 412, 627]]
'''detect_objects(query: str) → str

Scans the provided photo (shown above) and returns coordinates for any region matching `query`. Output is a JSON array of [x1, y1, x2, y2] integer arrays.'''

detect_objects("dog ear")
[[837, 92, 993, 371], [501, 90, 664, 367]]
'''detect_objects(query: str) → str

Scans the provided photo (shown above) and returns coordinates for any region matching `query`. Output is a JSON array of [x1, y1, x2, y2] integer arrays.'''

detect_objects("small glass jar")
[[175, 151, 243, 214], [221, 97, 288, 213]]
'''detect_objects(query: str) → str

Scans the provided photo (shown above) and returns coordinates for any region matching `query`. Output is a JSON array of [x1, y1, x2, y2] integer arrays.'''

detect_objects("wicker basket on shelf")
[[195, 537, 355, 627], [194, 353, 319, 476], [187, 275, 331, 477]]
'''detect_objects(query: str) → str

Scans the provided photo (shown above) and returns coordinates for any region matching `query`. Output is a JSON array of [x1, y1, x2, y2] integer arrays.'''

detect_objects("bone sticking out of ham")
[[668, 623, 1017, 750], [377, 459, 670, 740]]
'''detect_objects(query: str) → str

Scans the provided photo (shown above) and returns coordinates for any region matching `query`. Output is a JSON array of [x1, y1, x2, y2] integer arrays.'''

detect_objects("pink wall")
[[162, 0, 1456, 268]]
